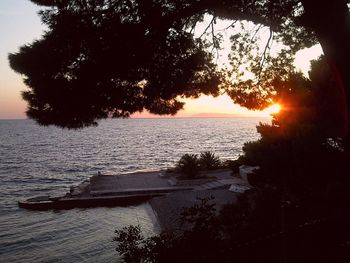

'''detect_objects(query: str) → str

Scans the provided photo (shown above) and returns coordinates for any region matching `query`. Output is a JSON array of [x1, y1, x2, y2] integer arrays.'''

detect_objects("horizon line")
[[0, 115, 271, 121]]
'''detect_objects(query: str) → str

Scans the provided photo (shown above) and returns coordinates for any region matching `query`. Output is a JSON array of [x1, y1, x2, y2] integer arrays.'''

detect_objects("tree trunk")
[[301, 0, 350, 152]]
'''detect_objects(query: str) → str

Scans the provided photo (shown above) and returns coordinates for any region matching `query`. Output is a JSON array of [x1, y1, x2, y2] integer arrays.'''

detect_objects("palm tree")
[[199, 152, 221, 170], [176, 154, 201, 179]]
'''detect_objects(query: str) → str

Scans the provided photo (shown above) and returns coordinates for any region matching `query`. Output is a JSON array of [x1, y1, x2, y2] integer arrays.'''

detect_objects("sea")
[[0, 117, 268, 262]]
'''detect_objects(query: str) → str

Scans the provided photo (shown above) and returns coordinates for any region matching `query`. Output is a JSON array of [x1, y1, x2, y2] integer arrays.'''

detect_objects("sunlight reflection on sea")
[[0, 117, 267, 262]]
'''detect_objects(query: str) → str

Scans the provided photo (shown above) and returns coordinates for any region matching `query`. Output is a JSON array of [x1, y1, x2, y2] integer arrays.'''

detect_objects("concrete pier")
[[18, 169, 250, 210]]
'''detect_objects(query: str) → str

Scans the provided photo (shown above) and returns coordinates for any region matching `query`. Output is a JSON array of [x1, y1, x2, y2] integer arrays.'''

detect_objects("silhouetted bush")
[[115, 197, 222, 263], [115, 189, 350, 262], [198, 151, 221, 170], [115, 57, 350, 262], [114, 225, 146, 263], [223, 156, 245, 173], [175, 154, 201, 179]]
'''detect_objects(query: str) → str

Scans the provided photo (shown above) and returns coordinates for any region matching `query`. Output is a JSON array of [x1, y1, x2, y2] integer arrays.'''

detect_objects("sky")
[[0, 0, 323, 120]]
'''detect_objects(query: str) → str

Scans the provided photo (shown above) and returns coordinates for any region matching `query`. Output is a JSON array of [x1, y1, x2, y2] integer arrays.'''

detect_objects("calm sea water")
[[0, 117, 267, 262]]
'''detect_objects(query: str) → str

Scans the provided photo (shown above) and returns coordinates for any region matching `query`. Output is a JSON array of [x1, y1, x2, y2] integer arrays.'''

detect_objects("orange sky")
[[0, 0, 323, 120], [131, 95, 283, 118]]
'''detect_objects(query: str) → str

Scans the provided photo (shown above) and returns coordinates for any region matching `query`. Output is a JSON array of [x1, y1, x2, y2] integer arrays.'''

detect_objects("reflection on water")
[[0, 205, 157, 262], [0, 118, 267, 262]]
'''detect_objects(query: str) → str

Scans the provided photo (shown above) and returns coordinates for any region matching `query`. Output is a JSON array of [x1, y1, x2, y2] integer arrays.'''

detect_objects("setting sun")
[[262, 103, 281, 116]]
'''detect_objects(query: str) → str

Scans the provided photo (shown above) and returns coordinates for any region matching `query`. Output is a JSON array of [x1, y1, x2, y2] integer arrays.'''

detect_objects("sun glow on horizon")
[[180, 95, 272, 117], [131, 96, 282, 118], [261, 103, 281, 116]]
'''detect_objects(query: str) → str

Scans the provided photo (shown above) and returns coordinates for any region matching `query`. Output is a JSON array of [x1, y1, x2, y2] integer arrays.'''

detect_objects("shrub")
[[223, 156, 245, 173], [176, 154, 200, 179], [115, 188, 350, 263], [199, 151, 221, 170], [114, 197, 221, 263], [114, 225, 145, 263]]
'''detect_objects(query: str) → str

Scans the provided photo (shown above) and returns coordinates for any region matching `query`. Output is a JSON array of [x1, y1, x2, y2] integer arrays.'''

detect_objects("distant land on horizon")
[[189, 112, 261, 118], [131, 111, 269, 118], [0, 112, 270, 121]]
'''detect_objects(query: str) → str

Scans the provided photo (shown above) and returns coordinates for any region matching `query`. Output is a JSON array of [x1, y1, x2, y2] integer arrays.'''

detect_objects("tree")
[[9, 0, 350, 131], [113, 57, 350, 263], [241, 57, 348, 199], [176, 154, 201, 179], [199, 151, 221, 170], [114, 188, 350, 262]]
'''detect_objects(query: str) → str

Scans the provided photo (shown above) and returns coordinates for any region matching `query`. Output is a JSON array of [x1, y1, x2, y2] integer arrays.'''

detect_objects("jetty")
[[18, 169, 251, 210]]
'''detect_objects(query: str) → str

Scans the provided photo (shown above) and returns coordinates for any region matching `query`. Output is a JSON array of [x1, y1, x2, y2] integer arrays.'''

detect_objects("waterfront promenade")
[[19, 169, 250, 215]]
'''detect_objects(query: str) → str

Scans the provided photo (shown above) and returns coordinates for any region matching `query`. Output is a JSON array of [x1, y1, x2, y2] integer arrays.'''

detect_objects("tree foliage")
[[241, 56, 348, 198], [114, 57, 350, 263], [115, 188, 350, 263], [175, 153, 201, 179], [10, 0, 350, 128], [174, 151, 222, 178], [198, 151, 221, 170]]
